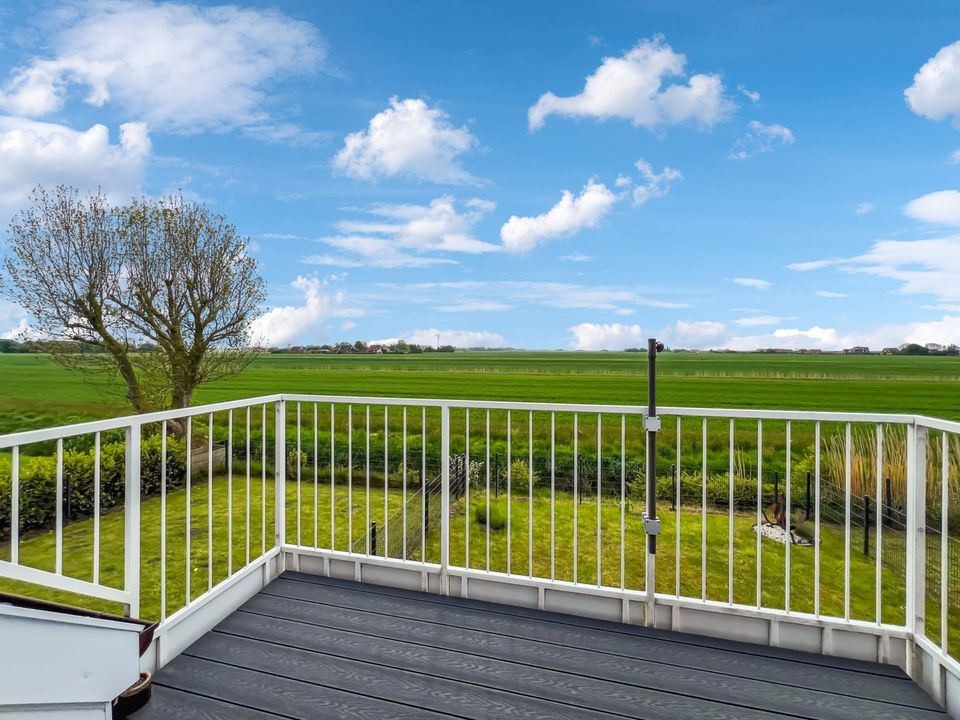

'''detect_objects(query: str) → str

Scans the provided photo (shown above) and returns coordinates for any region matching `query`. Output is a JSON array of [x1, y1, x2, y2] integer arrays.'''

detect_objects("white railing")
[[1, 394, 958, 712]]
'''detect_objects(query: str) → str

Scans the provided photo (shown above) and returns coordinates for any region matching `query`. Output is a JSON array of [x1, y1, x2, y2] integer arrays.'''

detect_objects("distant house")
[[335, 342, 356, 354], [843, 346, 870, 354], [881, 347, 899, 355], [367, 344, 390, 354]]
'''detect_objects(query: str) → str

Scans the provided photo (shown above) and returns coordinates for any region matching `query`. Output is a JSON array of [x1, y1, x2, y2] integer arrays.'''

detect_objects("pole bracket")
[[642, 513, 661, 536], [644, 416, 661, 432]]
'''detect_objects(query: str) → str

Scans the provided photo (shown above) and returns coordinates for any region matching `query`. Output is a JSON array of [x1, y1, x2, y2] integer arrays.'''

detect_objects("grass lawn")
[[2, 472, 958, 655]]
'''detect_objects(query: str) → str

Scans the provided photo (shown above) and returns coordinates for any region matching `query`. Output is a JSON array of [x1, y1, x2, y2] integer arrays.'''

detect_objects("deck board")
[[133, 572, 947, 720]]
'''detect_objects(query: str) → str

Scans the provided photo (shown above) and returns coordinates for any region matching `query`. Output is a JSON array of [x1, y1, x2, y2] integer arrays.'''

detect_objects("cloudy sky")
[[2, 1, 960, 350]]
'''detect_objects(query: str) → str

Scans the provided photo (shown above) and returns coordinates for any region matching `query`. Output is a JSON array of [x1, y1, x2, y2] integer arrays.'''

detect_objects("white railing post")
[[440, 403, 450, 595], [124, 422, 141, 618], [275, 400, 287, 569], [906, 420, 927, 680]]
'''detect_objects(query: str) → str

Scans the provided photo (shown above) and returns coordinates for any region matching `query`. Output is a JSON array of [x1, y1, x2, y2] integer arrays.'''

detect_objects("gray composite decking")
[[133, 572, 946, 720]]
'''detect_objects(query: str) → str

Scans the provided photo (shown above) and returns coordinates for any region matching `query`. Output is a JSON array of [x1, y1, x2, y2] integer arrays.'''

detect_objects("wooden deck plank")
[[152, 654, 457, 720], [184, 632, 623, 720], [236, 592, 940, 720], [130, 685, 283, 720], [266, 575, 939, 711], [285, 572, 906, 678], [217, 611, 794, 720]]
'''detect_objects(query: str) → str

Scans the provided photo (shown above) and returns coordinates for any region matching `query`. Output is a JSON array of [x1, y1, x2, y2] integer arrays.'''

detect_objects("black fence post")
[[805, 471, 811, 520], [424, 491, 430, 532], [863, 496, 871, 557], [370, 521, 378, 556], [670, 464, 677, 510], [884, 478, 892, 528]]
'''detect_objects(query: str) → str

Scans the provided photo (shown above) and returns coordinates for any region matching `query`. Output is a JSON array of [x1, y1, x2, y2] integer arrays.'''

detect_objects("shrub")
[[473, 500, 507, 530], [508, 459, 540, 493]]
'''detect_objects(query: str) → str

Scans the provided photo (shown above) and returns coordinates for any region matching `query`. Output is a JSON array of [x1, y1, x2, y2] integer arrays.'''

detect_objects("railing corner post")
[[906, 420, 928, 680], [123, 422, 142, 618], [275, 399, 287, 571], [440, 403, 451, 596]]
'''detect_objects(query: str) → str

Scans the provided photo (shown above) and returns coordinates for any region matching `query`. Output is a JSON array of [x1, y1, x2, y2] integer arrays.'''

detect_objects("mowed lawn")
[[2, 471, 957, 653], [2, 351, 960, 435]]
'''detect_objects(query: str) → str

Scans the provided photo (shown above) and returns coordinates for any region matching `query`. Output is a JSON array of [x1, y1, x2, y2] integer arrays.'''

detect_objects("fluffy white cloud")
[[0, 301, 29, 339], [905, 41, 960, 125], [333, 98, 478, 184], [528, 36, 732, 131], [724, 326, 845, 351], [0, 1, 324, 138], [620, 159, 682, 206], [855, 201, 875, 216], [738, 84, 760, 103], [904, 190, 960, 226], [0, 117, 150, 209], [664, 320, 729, 347], [569, 323, 645, 350], [733, 277, 772, 290], [248, 275, 363, 346], [404, 328, 507, 348], [500, 180, 618, 253], [310, 196, 497, 268], [729, 121, 794, 160], [816, 290, 848, 298]]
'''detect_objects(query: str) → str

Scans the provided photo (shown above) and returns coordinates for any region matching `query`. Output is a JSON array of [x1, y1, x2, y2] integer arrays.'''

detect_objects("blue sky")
[[2, 0, 960, 350]]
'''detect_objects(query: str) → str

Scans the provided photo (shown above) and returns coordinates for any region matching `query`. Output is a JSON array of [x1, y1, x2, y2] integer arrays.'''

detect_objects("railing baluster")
[[246, 406, 251, 566], [676, 416, 681, 598], [729, 418, 735, 605], [701, 417, 707, 601], [365, 405, 371, 555], [573, 413, 579, 584], [207, 413, 213, 590], [440, 403, 450, 593], [421, 407, 426, 564], [314, 403, 319, 550], [844, 422, 852, 620], [384, 406, 389, 558], [756, 420, 763, 609], [551, 412, 556, 581], [10, 446, 18, 566], [124, 423, 141, 618], [507, 410, 512, 575], [596, 413, 601, 588], [785, 420, 791, 612], [331, 404, 336, 551], [227, 409, 233, 576], [402, 407, 407, 560], [529, 411, 534, 579], [186, 416, 192, 604], [160, 421, 167, 621], [620, 415, 626, 590], [875, 424, 884, 624], [486, 409, 491, 572], [94, 432, 101, 583], [941, 431, 949, 652], [261, 405, 266, 556], [274, 401, 287, 554], [55, 438, 63, 575], [465, 408, 470, 569], [814, 421, 821, 617], [348, 405, 353, 553], [296, 403, 302, 549]]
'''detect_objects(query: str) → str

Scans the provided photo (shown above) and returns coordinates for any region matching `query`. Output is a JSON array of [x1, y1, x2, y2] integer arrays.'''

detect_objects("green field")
[[1, 351, 960, 436]]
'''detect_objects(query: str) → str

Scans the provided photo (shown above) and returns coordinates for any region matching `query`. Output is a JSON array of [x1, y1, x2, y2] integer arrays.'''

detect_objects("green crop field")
[[2, 350, 960, 436]]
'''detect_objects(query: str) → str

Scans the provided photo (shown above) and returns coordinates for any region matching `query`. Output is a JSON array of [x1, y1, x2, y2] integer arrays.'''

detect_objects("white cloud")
[[248, 275, 363, 346], [560, 252, 592, 262], [333, 97, 478, 184], [904, 190, 960, 226], [724, 326, 845, 351], [404, 328, 507, 348], [0, 117, 149, 209], [738, 84, 760, 103], [528, 36, 732, 131], [950, 149, 960, 164], [664, 320, 729, 347], [855, 201, 875, 216], [622, 159, 682, 206], [733, 277, 772, 290], [434, 301, 511, 313], [816, 290, 848, 298], [0, 1, 324, 138], [729, 120, 794, 160], [733, 315, 793, 327], [311, 195, 498, 268], [790, 236, 960, 302], [0, 301, 29, 339], [500, 180, 618, 253], [341, 320, 356, 331], [569, 322, 645, 350], [905, 41, 960, 125]]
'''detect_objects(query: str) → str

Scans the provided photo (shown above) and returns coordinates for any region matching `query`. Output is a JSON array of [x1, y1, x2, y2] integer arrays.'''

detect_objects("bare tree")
[[2, 186, 265, 414]]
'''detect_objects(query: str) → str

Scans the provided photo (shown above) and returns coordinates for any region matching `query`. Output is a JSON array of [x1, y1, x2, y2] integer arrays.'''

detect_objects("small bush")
[[473, 500, 507, 530]]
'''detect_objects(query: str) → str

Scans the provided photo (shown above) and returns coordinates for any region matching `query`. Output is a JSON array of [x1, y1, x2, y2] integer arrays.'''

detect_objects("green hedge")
[[0, 434, 187, 541]]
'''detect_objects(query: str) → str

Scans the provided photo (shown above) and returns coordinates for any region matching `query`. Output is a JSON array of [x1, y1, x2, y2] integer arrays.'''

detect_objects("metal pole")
[[644, 338, 662, 626]]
